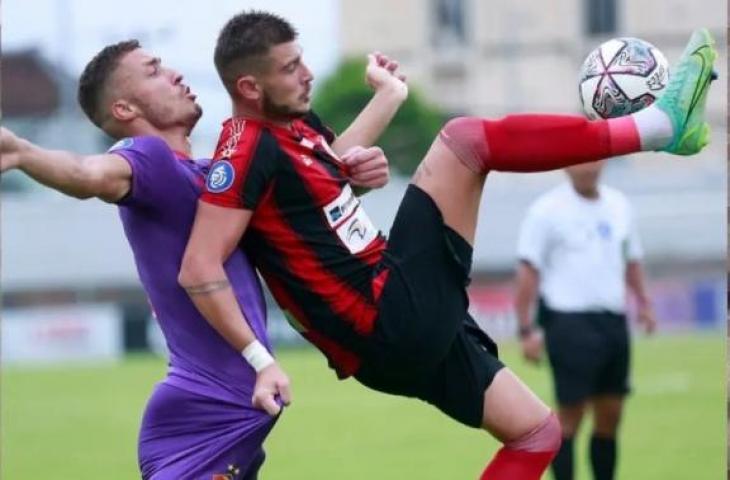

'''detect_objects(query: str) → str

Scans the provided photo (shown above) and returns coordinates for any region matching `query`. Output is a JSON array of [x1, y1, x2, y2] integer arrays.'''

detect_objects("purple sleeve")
[[109, 136, 179, 208]]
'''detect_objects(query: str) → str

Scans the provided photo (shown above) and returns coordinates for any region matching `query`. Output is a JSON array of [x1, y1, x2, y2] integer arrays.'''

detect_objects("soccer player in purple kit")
[[0, 39, 408, 479]]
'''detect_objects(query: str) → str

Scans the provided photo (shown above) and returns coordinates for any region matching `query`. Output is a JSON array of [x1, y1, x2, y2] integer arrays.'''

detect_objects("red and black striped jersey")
[[201, 112, 387, 377]]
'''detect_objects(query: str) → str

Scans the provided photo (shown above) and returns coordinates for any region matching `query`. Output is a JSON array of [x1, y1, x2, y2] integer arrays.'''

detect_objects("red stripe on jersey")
[[371, 268, 390, 303], [263, 269, 361, 377], [201, 119, 260, 209], [251, 194, 378, 335]]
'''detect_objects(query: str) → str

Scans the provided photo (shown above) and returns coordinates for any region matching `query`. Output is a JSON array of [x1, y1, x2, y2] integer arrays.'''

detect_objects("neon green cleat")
[[656, 28, 717, 155]]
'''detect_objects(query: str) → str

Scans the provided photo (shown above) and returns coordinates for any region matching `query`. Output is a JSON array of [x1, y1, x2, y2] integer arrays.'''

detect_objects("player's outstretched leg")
[[412, 29, 716, 248], [438, 28, 716, 175], [477, 369, 561, 479]]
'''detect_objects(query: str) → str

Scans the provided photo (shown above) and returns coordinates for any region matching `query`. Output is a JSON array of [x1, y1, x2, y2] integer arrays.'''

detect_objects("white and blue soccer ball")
[[579, 37, 669, 120]]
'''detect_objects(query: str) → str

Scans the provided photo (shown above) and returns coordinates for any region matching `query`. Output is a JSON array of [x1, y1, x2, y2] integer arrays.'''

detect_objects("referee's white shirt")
[[517, 183, 642, 314]]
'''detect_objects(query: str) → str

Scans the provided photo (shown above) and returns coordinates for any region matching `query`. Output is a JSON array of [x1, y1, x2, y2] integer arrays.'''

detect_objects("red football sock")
[[479, 413, 561, 480], [439, 114, 640, 174], [480, 449, 556, 480]]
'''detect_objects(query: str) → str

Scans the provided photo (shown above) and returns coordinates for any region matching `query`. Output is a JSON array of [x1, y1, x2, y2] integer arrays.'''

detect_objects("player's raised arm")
[[178, 200, 291, 416], [331, 52, 408, 155], [1, 127, 132, 202]]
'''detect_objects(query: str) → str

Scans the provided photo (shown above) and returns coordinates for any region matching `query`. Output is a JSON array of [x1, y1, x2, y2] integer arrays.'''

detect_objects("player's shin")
[[439, 115, 649, 175]]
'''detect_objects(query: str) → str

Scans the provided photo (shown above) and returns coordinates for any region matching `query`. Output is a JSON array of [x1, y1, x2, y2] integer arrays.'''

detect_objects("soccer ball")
[[578, 37, 669, 120]]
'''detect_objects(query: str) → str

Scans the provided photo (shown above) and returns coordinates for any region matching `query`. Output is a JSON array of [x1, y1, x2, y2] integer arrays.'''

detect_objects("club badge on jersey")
[[108, 138, 134, 152], [206, 160, 235, 193]]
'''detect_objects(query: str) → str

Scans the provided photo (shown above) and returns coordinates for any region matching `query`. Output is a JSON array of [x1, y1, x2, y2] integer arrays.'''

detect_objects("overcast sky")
[[3, 0, 340, 154]]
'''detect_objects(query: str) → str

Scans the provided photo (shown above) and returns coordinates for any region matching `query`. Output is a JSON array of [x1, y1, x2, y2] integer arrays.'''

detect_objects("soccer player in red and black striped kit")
[[179, 11, 717, 480]]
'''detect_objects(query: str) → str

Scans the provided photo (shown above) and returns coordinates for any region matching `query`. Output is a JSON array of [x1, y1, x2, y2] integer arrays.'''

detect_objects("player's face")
[[257, 42, 313, 121], [114, 49, 202, 134]]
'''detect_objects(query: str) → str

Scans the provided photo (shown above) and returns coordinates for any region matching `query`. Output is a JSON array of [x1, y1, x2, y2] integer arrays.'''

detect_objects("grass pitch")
[[1, 334, 724, 479]]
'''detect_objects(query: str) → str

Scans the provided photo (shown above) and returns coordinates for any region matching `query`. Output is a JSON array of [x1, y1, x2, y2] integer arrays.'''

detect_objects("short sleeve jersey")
[[201, 113, 387, 377], [517, 182, 642, 313], [110, 136, 269, 404]]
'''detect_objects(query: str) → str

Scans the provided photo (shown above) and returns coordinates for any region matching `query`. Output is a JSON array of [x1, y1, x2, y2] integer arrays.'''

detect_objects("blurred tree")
[[313, 57, 446, 176]]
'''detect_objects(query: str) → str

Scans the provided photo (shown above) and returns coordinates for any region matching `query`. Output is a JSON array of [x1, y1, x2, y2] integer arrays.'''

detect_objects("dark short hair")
[[77, 39, 140, 128], [214, 11, 297, 97]]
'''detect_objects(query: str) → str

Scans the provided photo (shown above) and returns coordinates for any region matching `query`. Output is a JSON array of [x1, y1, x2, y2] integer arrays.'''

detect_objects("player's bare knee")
[[593, 413, 622, 436], [438, 116, 489, 174], [505, 412, 562, 453]]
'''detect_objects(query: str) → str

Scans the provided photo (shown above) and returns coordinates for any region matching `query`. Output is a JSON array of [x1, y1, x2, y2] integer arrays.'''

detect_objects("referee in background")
[[514, 160, 657, 480]]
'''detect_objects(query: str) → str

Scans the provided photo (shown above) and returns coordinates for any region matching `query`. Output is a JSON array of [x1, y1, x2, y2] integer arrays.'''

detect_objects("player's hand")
[[342, 145, 390, 190], [520, 329, 544, 364], [0, 127, 24, 172], [252, 362, 291, 416], [365, 52, 408, 101], [637, 304, 657, 335]]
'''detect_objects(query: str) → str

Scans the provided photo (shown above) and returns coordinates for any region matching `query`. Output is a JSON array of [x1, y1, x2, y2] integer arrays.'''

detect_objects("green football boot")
[[656, 28, 717, 155]]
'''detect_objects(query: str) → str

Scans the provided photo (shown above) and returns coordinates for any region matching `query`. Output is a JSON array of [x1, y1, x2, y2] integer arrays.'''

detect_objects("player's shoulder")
[[301, 110, 336, 142], [599, 183, 627, 200], [107, 135, 172, 157], [598, 184, 632, 209], [215, 118, 280, 161]]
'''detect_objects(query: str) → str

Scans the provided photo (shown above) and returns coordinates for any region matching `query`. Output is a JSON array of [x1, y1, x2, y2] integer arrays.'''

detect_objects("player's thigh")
[[596, 314, 631, 398], [358, 316, 503, 429], [482, 368, 552, 442], [544, 313, 605, 404], [411, 137, 486, 244], [396, 315, 551, 440], [374, 186, 474, 366]]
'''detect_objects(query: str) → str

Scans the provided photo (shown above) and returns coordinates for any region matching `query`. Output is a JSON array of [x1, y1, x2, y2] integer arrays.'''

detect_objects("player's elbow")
[[178, 250, 211, 288]]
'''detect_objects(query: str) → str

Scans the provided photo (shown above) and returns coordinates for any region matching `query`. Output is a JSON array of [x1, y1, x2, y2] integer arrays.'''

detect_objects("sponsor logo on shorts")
[[206, 160, 235, 193], [107, 138, 134, 152]]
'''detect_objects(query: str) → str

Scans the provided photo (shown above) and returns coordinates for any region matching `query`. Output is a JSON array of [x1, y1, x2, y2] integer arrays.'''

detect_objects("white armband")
[[241, 340, 275, 373]]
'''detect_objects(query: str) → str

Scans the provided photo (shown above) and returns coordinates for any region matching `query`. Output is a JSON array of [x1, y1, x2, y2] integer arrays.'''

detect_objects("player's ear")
[[235, 75, 262, 102], [110, 99, 139, 123]]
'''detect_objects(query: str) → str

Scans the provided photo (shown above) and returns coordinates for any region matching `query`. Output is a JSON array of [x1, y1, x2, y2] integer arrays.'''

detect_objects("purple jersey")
[[109, 136, 276, 478]]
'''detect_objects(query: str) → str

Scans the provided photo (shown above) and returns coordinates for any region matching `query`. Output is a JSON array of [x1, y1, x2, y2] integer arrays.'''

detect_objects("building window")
[[433, 0, 467, 48], [585, 0, 617, 35]]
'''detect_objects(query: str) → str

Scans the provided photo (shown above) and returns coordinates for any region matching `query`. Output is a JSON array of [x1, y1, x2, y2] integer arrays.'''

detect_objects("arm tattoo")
[[183, 279, 231, 296]]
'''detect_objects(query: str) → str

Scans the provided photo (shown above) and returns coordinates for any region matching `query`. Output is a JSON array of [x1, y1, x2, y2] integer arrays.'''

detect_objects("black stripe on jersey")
[[303, 111, 336, 144], [244, 230, 371, 351], [267, 134, 377, 302], [239, 130, 281, 210]]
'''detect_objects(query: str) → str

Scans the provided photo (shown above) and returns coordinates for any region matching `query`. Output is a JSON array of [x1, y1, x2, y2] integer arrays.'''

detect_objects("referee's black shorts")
[[539, 302, 631, 405], [356, 185, 504, 428]]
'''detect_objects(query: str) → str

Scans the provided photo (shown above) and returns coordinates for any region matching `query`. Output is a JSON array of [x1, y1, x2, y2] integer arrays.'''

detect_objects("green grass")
[[1, 334, 725, 479]]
